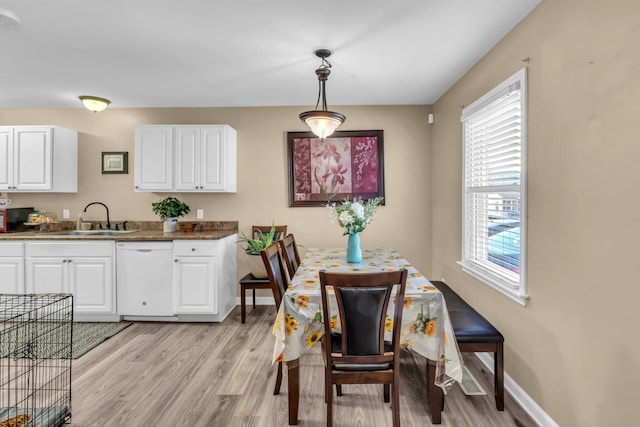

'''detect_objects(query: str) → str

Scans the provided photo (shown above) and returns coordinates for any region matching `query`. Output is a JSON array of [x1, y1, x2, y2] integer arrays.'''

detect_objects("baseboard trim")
[[474, 352, 558, 427]]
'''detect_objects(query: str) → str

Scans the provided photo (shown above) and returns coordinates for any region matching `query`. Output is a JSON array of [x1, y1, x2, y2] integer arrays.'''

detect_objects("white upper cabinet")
[[0, 126, 77, 192], [134, 125, 173, 191], [135, 124, 236, 192]]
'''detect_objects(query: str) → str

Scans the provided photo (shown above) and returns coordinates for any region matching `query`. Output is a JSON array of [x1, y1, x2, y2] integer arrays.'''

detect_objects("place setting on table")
[[270, 196, 464, 425]]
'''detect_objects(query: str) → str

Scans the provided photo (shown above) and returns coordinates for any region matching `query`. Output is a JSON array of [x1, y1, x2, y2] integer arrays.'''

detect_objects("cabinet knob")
[[191, 248, 196, 252], [174, 259, 178, 262]]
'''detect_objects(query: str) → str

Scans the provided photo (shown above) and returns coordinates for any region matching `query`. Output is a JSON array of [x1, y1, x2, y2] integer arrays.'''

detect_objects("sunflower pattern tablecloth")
[[272, 247, 463, 389]]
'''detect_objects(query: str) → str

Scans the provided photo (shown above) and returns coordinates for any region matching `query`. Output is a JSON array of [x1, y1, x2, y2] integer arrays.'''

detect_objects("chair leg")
[[392, 377, 400, 427], [383, 384, 390, 402], [336, 384, 343, 396], [495, 343, 504, 411], [326, 373, 333, 426], [273, 361, 283, 395]]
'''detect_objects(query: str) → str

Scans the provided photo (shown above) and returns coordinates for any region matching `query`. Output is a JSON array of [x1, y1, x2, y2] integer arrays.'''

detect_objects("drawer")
[[0, 242, 24, 257], [173, 241, 215, 257]]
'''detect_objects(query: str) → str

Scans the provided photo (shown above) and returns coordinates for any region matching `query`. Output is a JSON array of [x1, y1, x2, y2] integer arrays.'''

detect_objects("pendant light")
[[79, 96, 111, 113], [299, 49, 345, 139]]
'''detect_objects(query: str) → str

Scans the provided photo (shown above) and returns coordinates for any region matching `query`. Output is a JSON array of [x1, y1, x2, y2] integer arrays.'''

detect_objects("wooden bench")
[[428, 281, 504, 422]]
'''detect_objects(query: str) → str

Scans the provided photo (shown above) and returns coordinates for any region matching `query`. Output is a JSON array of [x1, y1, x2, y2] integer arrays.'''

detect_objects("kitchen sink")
[[38, 230, 139, 237]]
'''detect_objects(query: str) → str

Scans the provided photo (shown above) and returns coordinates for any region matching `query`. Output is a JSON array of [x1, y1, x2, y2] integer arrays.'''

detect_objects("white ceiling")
[[0, 0, 541, 109]]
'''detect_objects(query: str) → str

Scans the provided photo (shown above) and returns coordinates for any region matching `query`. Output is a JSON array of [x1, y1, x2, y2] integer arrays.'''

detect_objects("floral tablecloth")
[[272, 247, 463, 389]]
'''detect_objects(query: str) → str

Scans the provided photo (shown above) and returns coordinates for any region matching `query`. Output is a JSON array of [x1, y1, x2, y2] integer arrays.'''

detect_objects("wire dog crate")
[[0, 294, 72, 427]]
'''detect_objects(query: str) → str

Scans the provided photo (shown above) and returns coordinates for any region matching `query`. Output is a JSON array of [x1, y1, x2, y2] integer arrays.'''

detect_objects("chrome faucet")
[[83, 202, 111, 229]]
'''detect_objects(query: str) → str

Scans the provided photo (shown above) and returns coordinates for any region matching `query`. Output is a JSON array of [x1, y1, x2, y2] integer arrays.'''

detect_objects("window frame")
[[458, 67, 529, 306]]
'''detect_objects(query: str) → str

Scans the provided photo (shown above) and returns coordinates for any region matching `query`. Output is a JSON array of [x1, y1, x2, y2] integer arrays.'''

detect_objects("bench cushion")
[[431, 281, 504, 344]]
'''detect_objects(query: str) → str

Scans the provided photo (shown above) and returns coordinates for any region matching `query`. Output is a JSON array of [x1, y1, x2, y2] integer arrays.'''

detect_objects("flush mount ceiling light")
[[79, 96, 111, 113], [299, 49, 346, 139], [0, 8, 20, 27]]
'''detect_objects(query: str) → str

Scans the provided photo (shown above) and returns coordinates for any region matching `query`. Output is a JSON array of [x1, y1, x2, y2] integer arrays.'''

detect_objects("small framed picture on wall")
[[101, 152, 128, 174]]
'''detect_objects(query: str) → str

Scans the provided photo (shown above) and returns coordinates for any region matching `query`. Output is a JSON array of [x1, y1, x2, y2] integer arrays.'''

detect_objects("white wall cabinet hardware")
[[0, 242, 25, 294], [25, 242, 116, 318], [134, 125, 236, 193], [172, 235, 237, 320], [0, 126, 78, 192], [116, 241, 174, 318]]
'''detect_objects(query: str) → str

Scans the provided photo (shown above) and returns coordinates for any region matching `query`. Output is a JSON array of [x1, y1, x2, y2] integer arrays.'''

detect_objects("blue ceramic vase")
[[346, 233, 362, 263]]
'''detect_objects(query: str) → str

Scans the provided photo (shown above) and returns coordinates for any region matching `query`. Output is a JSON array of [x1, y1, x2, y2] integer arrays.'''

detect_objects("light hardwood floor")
[[70, 306, 535, 426]]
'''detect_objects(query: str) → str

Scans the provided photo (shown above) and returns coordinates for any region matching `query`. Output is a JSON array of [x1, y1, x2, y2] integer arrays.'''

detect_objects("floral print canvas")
[[288, 130, 384, 206]]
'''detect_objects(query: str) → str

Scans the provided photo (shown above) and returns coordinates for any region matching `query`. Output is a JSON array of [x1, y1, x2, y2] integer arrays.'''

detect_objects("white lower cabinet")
[[25, 242, 116, 319], [0, 242, 25, 294], [172, 235, 237, 321], [5, 234, 236, 322], [173, 242, 216, 314]]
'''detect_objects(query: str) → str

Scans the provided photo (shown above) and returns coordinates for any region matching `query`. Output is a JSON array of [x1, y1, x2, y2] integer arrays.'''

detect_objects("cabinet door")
[[68, 256, 114, 314], [174, 126, 201, 190], [173, 256, 216, 314], [200, 126, 227, 191], [0, 127, 14, 190], [0, 257, 25, 294], [14, 127, 53, 191], [134, 126, 172, 191], [26, 257, 66, 293]]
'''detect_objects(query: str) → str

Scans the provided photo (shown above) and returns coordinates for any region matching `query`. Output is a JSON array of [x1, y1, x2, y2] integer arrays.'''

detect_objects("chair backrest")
[[278, 234, 301, 278], [252, 225, 287, 242], [260, 242, 288, 310], [320, 270, 408, 363]]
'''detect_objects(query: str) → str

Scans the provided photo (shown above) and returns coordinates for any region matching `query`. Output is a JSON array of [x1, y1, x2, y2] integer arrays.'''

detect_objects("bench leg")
[[426, 360, 443, 424], [495, 343, 504, 411]]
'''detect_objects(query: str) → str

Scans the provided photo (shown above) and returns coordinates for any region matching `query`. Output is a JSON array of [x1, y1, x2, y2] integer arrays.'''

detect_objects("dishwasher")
[[116, 241, 174, 318]]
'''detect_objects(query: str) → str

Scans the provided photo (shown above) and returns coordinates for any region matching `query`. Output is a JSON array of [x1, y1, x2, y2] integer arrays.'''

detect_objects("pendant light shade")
[[299, 49, 345, 139], [79, 96, 111, 113]]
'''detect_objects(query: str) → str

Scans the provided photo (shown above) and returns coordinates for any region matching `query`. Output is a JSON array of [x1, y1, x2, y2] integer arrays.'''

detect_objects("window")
[[459, 68, 528, 306]]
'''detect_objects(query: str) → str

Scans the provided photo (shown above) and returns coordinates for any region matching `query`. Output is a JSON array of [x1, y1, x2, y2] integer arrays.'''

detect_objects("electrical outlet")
[[196, 209, 204, 219], [62, 209, 70, 219]]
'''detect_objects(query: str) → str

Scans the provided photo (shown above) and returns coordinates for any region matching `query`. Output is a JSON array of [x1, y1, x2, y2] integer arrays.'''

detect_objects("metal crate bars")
[[0, 294, 73, 427]]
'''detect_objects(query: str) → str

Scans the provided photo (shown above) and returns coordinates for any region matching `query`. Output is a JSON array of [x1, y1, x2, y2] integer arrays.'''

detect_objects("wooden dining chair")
[[278, 233, 301, 279], [260, 242, 289, 395], [239, 225, 288, 323], [319, 269, 408, 427]]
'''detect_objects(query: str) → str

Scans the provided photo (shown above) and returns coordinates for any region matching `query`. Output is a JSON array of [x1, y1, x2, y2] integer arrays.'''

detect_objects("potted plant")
[[151, 196, 190, 232], [237, 225, 276, 278]]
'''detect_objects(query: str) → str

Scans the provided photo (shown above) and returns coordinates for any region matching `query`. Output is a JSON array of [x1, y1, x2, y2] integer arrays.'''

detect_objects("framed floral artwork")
[[287, 130, 385, 207]]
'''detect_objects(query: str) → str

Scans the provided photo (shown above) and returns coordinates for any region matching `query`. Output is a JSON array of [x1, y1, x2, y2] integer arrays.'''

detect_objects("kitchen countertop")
[[0, 221, 238, 241]]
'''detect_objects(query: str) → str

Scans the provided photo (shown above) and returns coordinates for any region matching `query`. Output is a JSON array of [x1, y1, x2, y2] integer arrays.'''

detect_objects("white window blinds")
[[460, 68, 528, 306]]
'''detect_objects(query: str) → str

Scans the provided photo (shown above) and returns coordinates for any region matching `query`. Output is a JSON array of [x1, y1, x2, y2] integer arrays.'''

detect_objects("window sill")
[[457, 261, 529, 306]]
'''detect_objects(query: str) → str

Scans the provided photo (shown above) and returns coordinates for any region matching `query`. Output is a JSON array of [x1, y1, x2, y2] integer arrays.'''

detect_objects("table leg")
[[287, 358, 300, 425], [252, 289, 256, 309], [241, 286, 247, 323], [427, 360, 443, 424]]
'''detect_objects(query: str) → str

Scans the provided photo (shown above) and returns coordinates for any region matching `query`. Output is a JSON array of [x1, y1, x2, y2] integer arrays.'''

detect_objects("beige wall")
[[1, 105, 433, 278], [432, 0, 639, 425]]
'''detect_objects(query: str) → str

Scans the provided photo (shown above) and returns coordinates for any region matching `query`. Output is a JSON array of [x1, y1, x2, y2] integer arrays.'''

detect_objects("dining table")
[[271, 247, 464, 425]]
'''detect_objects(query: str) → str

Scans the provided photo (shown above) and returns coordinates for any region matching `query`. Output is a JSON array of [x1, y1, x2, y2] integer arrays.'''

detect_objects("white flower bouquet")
[[326, 196, 384, 235]]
